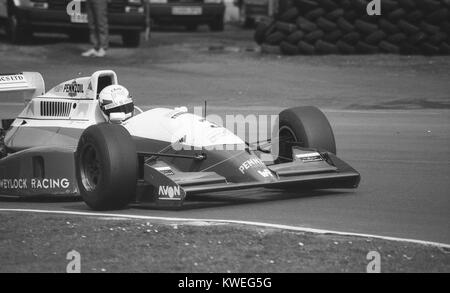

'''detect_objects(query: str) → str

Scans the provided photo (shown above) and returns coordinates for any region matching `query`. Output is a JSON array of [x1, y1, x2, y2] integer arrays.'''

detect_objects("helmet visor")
[[103, 101, 134, 116]]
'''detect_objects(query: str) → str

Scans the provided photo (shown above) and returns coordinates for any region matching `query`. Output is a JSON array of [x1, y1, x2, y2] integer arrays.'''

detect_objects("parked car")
[[149, 0, 225, 31], [234, 0, 277, 27], [0, 0, 148, 47]]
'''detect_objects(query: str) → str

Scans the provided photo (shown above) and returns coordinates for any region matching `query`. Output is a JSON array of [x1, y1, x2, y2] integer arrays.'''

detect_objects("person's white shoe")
[[81, 48, 98, 57], [94, 48, 106, 57]]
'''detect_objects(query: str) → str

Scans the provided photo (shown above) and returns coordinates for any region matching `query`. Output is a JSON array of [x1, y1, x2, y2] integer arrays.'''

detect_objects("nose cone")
[[203, 149, 277, 183]]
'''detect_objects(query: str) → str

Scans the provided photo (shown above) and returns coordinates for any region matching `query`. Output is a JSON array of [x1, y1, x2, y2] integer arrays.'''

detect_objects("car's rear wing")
[[0, 72, 45, 104]]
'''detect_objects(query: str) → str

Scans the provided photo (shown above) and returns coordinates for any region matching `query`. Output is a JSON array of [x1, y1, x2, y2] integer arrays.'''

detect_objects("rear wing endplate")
[[0, 72, 45, 104]]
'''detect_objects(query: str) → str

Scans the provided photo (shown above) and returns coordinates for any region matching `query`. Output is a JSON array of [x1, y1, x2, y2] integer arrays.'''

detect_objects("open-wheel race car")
[[0, 70, 360, 210]]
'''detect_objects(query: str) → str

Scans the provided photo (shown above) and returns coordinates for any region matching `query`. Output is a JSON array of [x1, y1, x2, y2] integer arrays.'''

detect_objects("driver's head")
[[99, 85, 134, 121]]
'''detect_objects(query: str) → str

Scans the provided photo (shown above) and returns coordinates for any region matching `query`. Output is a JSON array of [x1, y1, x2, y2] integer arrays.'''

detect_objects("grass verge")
[[0, 212, 448, 273]]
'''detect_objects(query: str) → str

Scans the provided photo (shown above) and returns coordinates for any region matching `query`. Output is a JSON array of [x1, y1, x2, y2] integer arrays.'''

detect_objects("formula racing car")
[[0, 70, 360, 210]]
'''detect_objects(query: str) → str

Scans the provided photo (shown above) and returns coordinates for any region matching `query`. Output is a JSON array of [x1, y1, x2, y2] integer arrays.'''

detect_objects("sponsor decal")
[[238, 157, 265, 174], [257, 169, 273, 178], [155, 166, 175, 176], [295, 152, 323, 163], [0, 74, 25, 83], [0, 178, 70, 190], [0, 178, 27, 189], [158, 185, 181, 199], [63, 81, 84, 97]]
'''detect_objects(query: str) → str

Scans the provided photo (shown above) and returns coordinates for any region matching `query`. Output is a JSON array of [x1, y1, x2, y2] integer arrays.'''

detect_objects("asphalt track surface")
[[0, 29, 449, 245]]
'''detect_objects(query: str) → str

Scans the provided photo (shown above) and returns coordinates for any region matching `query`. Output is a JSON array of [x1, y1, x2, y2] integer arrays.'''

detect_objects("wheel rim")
[[80, 144, 101, 192]]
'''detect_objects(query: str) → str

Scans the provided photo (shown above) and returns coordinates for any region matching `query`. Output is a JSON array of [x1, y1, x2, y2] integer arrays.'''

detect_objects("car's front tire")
[[276, 106, 336, 162], [76, 123, 137, 211]]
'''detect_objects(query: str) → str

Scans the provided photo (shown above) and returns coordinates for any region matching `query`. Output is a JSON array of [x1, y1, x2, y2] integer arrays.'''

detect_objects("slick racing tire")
[[276, 106, 336, 163], [76, 123, 137, 211]]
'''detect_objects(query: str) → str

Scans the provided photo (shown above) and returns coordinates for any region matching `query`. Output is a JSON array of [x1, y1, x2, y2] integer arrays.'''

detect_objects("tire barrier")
[[254, 0, 450, 55]]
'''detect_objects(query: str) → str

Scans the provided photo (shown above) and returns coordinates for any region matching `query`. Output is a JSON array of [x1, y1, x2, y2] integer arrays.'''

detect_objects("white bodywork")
[[2, 70, 244, 151]]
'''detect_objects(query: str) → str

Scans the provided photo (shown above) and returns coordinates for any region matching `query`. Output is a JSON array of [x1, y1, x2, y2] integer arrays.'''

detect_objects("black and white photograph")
[[0, 0, 449, 277]]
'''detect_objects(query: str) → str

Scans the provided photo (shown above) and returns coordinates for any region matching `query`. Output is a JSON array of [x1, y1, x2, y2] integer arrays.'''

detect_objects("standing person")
[[82, 0, 109, 57]]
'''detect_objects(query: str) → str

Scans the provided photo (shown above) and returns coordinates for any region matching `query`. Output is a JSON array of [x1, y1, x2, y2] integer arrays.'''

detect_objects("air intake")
[[40, 101, 73, 117]]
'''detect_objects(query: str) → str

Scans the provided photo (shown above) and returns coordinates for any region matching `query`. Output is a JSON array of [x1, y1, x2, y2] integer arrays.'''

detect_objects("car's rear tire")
[[76, 123, 137, 211], [276, 106, 336, 162], [122, 31, 141, 47]]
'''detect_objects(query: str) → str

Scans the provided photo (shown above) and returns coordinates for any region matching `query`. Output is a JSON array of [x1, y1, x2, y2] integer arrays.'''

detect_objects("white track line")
[[1, 208, 449, 249]]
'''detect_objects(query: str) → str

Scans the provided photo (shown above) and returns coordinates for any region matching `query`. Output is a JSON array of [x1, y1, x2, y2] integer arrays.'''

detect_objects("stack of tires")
[[254, 0, 450, 55]]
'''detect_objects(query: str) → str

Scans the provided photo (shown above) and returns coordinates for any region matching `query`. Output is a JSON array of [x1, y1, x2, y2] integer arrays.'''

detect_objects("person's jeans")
[[87, 0, 109, 50]]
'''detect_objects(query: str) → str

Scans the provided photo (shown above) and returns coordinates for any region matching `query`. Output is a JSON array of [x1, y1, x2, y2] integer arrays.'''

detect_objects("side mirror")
[[109, 112, 126, 124]]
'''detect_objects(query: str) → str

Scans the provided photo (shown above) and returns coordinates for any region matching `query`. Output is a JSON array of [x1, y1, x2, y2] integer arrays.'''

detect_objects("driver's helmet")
[[99, 85, 134, 121]]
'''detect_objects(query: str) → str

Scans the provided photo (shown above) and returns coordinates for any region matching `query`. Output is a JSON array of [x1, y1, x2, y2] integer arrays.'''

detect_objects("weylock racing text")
[[0, 178, 70, 190]]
